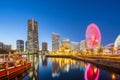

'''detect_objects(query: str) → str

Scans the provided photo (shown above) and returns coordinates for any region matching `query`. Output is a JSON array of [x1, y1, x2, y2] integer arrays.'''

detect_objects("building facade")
[[0, 42, 12, 53], [42, 42, 48, 51], [114, 35, 120, 48], [61, 38, 70, 44], [17, 40, 24, 52], [25, 41, 28, 51], [80, 40, 87, 51], [71, 42, 80, 51], [0, 42, 4, 50], [26, 19, 39, 53], [52, 32, 60, 51], [4, 45, 11, 51], [0, 42, 11, 51]]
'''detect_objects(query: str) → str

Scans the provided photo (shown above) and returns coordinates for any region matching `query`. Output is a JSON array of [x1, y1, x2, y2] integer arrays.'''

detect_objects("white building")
[[52, 32, 60, 51], [114, 35, 120, 54], [114, 35, 120, 48], [71, 42, 79, 51], [80, 40, 87, 51], [61, 38, 70, 44]]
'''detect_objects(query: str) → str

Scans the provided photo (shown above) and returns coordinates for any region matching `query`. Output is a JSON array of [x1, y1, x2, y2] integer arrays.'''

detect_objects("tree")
[[109, 47, 115, 55], [97, 46, 104, 55]]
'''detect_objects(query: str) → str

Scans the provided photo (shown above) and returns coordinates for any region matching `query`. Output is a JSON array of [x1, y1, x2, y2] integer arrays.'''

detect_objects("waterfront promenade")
[[46, 54, 120, 74]]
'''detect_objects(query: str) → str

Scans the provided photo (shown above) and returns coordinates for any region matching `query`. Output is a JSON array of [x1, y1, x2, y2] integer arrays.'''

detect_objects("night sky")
[[0, 0, 120, 50]]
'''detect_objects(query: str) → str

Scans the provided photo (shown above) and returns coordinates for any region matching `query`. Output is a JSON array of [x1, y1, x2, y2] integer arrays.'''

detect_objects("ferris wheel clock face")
[[86, 23, 101, 49]]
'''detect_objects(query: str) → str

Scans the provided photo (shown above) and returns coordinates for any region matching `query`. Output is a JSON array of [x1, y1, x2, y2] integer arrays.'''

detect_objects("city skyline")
[[0, 0, 120, 50]]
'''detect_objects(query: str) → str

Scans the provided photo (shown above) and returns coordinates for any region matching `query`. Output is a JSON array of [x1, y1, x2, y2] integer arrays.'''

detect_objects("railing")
[[0, 59, 28, 71], [0, 54, 29, 71]]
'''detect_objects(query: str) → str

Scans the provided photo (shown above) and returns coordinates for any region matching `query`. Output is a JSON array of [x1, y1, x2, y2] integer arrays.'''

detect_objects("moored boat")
[[0, 54, 31, 78]]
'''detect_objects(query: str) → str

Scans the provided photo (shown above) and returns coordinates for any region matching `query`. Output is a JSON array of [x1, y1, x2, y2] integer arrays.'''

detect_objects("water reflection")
[[85, 63, 100, 80], [41, 55, 48, 67], [27, 54, 39, 80], [52, 61, 60, 77], [51, 58, 81, 73], [48, 57, 120, 80], [50, 58, 88, 80], [23, 55, 120, 80]]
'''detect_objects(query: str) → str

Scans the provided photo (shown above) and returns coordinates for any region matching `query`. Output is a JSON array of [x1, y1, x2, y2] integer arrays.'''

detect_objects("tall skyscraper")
[[52, 32, 60, 51], [26, 19, 39, 53], [42, 42, 48, 51], [17, 40, 24, 52]]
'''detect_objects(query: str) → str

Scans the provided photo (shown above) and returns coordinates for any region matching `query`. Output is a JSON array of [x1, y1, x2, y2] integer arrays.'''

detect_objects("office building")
[[80, 40, 87, 51], [4, 45, 11, 51], [42, 42, 48, 51], [26, 19, 39, 53], [71, 42, 80, 51], [0, 42, 4, 50], [17, 40, 24, 52], [52, 32, 60, 51], [61, 38, 70, 44]]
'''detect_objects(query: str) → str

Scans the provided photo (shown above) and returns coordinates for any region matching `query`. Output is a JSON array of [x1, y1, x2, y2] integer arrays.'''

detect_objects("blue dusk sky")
[[0, 0, 120, 50]]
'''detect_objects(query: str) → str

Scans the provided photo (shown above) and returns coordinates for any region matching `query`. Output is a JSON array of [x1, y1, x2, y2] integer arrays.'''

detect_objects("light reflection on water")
[[22, 54, 120, 80]]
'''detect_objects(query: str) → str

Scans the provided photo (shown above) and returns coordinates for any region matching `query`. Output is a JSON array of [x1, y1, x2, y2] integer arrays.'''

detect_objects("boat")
[[0, 54, 31, 79]]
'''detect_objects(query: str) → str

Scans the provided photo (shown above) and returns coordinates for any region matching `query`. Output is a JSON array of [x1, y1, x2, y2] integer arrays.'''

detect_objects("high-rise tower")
[[26, 19, 39, 53], [42, 42, 48, 51], [52, 32, 60, 51], [16, 40, 24, 52]]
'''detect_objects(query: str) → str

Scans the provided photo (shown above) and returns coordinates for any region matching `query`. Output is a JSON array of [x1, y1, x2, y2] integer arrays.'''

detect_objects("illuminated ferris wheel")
[[86, 23, 101, 49]]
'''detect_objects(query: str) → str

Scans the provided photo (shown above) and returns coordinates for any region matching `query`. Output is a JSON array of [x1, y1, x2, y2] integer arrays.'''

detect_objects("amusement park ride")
[[86, 23, 101, 49]]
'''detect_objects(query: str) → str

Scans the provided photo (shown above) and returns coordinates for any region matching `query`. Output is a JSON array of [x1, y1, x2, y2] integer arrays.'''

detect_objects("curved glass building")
[[114, 35, 120, 48]]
